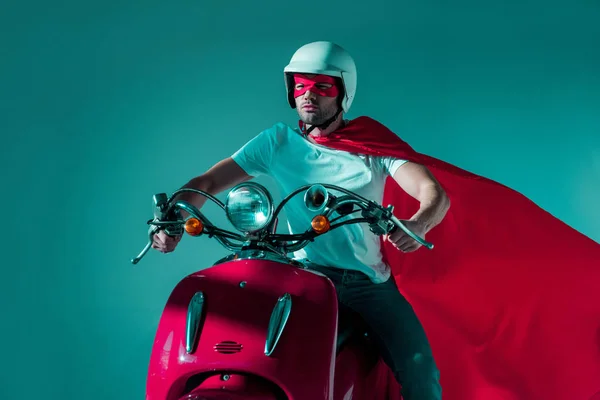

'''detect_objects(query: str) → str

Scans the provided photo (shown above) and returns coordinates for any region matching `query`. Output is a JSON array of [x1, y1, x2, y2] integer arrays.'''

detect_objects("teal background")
[[2, 1, 598, 399]]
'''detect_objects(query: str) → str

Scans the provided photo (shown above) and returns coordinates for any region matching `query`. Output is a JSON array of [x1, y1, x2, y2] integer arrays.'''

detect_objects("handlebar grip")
[[389, 216, 434, 250]]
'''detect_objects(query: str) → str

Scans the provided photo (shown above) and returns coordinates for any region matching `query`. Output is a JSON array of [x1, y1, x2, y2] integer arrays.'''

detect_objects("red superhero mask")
[[293, 74, 339, 98]]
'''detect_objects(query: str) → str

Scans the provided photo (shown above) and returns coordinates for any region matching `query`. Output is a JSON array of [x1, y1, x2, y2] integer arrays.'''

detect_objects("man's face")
[[293, 74, 341, 126]]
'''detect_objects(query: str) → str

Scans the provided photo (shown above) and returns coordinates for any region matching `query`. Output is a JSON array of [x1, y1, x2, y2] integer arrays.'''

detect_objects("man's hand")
[[388, 161, 450, 252], [385, 220, 427, 253], [152, 230, 182, 253]]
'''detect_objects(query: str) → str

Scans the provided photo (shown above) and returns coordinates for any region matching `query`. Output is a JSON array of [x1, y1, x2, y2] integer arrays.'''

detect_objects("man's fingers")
[[150, 229, 183, 254], [388, 232, 407, 247], [389, 234, 422, 253], [152, 243, 166, 253], [152, 236, 164, 248], [152, 240, 167, 253], [389, 229, 405, 242], [165, 234, 181, 244], [155, 231, 167, 243], [397, 235, 415, 248], [152, 231, 172, 253], [400, 242, 421, 253]]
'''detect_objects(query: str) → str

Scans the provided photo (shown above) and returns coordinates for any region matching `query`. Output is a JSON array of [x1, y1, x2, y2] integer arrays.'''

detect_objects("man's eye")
[[295, 84, 304, 90], [317, 84, 332, 89]]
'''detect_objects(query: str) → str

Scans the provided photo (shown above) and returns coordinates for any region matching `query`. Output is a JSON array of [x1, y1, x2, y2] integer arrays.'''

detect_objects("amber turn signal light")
[[311, 215, 330, 234], [184, 218, 204, 236]]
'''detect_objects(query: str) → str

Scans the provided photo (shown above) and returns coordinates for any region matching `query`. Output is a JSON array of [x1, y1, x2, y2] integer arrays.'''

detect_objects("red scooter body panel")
[[333, 338, 380, 400], [146, 258, 340, 399]]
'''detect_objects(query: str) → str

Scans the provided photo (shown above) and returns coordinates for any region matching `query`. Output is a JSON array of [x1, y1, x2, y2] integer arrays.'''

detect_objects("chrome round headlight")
[[225, 182, 274, 233]]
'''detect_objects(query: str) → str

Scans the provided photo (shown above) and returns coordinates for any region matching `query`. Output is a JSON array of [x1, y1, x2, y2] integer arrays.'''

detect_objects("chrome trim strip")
[[264, 293, 292, 356], [186, 291, 205, 354]]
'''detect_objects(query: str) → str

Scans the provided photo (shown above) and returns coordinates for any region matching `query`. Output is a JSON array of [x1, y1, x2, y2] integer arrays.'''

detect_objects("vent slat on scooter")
[[214, 341, 243, 354]]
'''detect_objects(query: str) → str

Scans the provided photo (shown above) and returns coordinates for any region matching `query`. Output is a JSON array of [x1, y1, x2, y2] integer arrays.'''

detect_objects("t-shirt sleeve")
[[231, 125, 278, 177], [379, 155, 408, 177]]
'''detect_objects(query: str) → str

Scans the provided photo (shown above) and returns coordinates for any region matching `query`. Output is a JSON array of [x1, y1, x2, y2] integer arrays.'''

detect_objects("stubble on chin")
[[299, 108, 335, 126]]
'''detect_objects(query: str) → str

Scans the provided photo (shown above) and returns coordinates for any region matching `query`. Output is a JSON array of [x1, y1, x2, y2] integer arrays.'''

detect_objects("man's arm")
[[174, 157, 253, 216], [388, 161, 450, 252]]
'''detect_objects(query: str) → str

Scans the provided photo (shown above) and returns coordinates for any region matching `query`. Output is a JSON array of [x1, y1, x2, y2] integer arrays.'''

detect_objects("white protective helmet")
[[284, 41, 357, 113]]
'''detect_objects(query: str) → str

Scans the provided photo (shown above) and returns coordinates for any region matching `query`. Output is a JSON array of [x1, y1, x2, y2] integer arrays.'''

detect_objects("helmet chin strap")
[[301, 107, 344, 136]]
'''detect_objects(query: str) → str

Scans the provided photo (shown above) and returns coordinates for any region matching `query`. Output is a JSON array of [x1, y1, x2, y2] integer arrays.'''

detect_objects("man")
[[152, 41, 448, 399]]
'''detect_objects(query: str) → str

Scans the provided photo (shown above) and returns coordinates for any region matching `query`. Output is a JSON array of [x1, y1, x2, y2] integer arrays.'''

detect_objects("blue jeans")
[[304, 262, 442, 400]]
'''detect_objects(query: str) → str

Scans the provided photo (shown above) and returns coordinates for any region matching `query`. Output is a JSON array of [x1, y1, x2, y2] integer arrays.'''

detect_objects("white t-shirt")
[[231, 122, 407, 283]]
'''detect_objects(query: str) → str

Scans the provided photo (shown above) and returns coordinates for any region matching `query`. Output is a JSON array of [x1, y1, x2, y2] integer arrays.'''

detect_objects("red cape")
[[311, 116, 600, 400]]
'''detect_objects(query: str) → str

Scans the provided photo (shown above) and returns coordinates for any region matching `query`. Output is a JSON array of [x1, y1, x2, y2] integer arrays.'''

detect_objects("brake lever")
[[131, 224, 160, 265]]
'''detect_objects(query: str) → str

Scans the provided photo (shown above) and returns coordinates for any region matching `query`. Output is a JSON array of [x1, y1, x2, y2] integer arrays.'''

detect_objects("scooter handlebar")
[[131, 184, 434, 264]]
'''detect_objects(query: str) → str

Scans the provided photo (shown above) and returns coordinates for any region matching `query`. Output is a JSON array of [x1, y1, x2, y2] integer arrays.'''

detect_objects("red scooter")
[[132, 182, 433, 400]]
